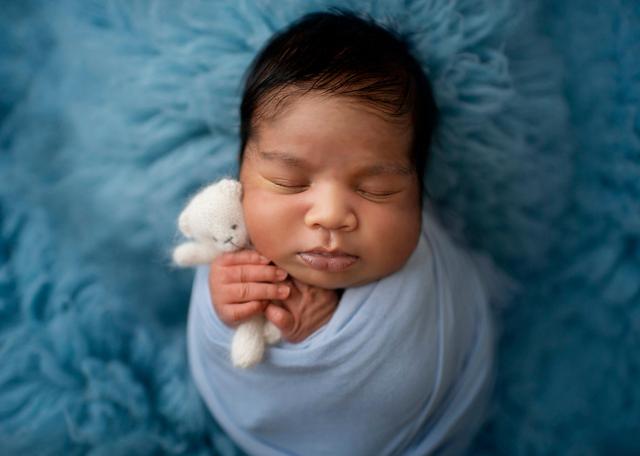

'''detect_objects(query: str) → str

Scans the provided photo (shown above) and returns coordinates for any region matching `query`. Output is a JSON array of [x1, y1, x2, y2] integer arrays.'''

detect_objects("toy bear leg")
[[231, 315, 267, 368]]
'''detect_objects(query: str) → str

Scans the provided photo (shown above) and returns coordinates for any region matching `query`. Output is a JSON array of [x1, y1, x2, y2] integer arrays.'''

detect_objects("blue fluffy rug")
[[1, 0, 638, 454]]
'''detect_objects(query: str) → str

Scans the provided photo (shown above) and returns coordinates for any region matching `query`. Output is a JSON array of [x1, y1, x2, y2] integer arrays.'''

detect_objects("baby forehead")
[[253, 93, 413, 152], [256, 90, 413, 131]]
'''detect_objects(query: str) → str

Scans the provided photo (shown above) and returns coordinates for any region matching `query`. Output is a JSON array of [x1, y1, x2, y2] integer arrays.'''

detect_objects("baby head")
[[238, 10, 438, 289]]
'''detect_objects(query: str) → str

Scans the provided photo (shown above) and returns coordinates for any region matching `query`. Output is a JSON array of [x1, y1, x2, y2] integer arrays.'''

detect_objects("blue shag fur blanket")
[[1, 0, 638, 454]]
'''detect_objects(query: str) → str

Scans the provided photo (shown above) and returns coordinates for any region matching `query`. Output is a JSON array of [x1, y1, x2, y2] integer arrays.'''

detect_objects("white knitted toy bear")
[[173, 178, 282, 368]]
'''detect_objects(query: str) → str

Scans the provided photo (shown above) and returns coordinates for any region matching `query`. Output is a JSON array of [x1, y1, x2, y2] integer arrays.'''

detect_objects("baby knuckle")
[[239, 283, 251, 301], [238, 266, 247, 283]]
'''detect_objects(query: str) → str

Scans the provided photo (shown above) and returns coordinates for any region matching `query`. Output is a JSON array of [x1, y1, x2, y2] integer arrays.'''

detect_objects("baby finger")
[[227, 282, 290, 303], [218, 249, 270, 266], [223, 264, 288, 284], [221, 300, 268, 326]]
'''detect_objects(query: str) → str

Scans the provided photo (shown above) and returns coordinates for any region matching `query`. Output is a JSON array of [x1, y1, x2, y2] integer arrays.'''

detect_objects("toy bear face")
[[178, 179, 249, 252]]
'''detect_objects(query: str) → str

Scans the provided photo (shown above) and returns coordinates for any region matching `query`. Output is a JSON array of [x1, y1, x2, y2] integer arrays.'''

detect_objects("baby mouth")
[[297, 249, 358, 272]]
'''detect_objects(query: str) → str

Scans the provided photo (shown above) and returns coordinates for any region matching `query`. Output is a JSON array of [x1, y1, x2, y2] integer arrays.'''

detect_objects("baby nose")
[[304, 189, 357, 232]]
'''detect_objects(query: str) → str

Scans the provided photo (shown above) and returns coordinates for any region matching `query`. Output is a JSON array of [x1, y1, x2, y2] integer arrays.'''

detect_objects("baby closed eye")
[[356, 189, 402, 200], [269, 179, 309, 192], [269, 178, 401, 201]]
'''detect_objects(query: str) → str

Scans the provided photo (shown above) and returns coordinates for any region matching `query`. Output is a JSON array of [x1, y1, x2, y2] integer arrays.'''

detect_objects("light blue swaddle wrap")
[[187, 202, 496, 456]]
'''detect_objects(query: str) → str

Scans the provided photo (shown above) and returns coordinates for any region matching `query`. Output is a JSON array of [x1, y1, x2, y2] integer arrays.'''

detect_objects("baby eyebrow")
[[259, 150, 414, 176], [358, 163, 415, 177], [259, 150, 310, 169]]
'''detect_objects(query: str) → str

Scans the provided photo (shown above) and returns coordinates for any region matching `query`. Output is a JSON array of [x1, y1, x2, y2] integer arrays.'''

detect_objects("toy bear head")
[[178, 178, 249, 252]]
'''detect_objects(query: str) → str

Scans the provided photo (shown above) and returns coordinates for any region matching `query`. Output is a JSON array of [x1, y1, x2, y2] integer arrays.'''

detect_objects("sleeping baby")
[[187, 10, 497, 455]]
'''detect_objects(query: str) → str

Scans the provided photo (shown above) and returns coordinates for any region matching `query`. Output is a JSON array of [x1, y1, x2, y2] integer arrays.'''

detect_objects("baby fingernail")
[[278, 285, 289, 297], [276, 269, 288, 280]]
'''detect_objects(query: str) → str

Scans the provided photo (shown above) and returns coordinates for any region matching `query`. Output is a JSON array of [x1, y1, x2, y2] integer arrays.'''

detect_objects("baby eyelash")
[[272, 180, 308, 190]]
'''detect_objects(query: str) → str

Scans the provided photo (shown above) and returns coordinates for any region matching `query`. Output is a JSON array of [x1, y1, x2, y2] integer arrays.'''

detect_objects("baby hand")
[[264, 279, 339, 343], [209, 249, 291, 328]]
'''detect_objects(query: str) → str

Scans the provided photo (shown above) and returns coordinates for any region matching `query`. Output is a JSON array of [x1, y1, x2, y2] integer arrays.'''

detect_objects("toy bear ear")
[[232, 181, 243, 198], [220, 178, 242, 198], [178, 207, 192, 237]]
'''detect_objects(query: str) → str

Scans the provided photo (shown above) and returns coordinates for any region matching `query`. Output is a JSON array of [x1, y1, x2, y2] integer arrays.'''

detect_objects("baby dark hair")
[[238, 9, 438, 193]]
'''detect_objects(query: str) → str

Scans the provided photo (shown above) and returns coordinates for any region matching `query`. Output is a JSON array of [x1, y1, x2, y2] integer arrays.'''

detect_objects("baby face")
[[240, 93, 422, 289]]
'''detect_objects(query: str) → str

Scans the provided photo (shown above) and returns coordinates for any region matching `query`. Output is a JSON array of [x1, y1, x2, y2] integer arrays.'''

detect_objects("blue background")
[[1, 0, 638, 454]]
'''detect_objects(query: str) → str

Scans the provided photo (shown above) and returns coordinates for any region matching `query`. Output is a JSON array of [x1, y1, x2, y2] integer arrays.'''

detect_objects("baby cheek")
[[242, 193, 293, 256], [242, 196, 267, 243], [371, 213, 420, 274]]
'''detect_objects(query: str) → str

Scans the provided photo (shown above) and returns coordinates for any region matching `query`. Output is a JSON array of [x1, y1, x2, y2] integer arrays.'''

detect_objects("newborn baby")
[[187, 11, 496, 455]]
